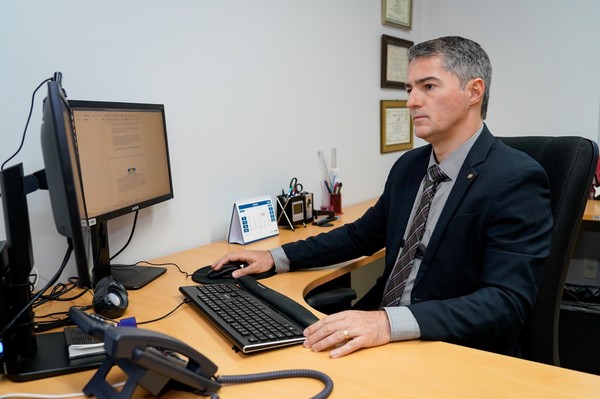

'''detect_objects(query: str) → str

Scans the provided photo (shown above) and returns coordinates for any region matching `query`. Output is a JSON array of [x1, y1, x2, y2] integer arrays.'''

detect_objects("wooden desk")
[[3, 200, 600, 398], [583, 199, 600, 221]]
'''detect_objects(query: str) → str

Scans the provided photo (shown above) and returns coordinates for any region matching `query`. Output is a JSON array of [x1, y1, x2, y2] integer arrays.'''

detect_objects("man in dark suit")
[[212, 36, 553, 358]]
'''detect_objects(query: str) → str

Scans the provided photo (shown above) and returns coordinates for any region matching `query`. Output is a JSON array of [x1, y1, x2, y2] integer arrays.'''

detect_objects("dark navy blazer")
[[282, 126, 553, 355]]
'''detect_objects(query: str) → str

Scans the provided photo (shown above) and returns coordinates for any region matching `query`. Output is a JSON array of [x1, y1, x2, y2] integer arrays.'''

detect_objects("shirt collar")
[[428, 123, 484, 181]]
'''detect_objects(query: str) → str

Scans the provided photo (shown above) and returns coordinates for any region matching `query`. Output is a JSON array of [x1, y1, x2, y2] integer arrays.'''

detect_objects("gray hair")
[[408, 36, 492, 119]]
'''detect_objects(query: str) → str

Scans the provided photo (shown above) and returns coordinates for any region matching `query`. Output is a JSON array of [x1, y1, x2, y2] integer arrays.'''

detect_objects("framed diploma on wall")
[[380, 100, 413, 153], [381, 35, 413, 89], [382, 0, 412, 30]]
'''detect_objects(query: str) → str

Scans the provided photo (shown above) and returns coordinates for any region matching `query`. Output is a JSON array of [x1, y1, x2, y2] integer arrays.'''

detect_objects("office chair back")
[[499, 136, 599, 366]]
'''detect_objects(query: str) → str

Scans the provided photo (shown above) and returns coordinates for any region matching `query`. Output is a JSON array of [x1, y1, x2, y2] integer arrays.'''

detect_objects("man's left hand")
[[303, 310, 391, 358]]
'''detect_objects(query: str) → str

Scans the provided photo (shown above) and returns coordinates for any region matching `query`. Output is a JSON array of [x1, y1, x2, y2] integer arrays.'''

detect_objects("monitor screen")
[[68, 101, 173, 224], [68, 100, 174, 289]]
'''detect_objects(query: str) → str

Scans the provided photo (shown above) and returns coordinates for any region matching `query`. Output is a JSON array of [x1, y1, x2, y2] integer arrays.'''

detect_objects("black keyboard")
[[179, 276, 318, 353]]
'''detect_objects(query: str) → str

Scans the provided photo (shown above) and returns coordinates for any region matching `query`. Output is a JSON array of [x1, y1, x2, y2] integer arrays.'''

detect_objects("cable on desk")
[[0, 391, 86, 399], [109, 260, 193, 278], [34, 305, 92, 333], [0, 382, 125, 399], [32, 277, 93, 332], [215, 369, 334, 399], [34, 277, 90, 308], [136, 298, 190, 325], [0, 240, 72, 339], [134, 260, 193, 278]]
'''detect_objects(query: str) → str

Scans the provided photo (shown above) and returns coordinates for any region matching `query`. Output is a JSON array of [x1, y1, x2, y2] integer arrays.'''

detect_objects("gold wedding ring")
[[343, 329, 350, 340]]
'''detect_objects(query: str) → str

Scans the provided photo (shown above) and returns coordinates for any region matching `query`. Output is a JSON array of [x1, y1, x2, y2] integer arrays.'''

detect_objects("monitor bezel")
[[67, 100, 174, 225]]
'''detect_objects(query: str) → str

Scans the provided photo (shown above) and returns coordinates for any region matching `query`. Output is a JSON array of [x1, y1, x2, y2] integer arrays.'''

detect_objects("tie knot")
[[427, 164, 448, 184]]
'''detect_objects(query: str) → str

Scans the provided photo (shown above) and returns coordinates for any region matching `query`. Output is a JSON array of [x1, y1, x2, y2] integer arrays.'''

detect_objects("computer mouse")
[[191, 262, 275, 284], [207, 262, 246, 279]]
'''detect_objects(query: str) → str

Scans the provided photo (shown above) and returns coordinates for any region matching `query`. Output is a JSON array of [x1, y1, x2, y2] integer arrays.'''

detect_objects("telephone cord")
[[215, 369, 333, 399]]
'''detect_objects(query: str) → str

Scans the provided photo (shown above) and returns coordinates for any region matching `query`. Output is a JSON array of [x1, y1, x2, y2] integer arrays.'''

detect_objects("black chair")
[[499, 136, 598, 366]]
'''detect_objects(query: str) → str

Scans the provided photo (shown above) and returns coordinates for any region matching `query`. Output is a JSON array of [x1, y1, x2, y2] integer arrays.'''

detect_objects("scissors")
[[288, 177, 304, 196]]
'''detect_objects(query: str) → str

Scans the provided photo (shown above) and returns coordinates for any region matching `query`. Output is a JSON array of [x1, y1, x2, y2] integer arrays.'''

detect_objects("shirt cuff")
[[269, 247, 290, 273], [383, 306, 422, 341]]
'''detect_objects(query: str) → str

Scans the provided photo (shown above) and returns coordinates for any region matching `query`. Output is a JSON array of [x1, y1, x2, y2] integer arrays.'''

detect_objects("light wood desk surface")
[[583, 199, 600, 221], [3, 199, 600, 398]]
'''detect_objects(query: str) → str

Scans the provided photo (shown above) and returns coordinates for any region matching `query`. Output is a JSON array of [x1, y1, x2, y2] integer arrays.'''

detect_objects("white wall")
[[1, 1, 599, 285], [0, 1, 417, 284]]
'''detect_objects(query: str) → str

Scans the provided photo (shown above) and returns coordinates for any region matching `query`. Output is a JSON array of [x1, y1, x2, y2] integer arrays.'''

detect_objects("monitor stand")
[[7, 331, 104, 382], [110, 264, 166, 290], [89, 222, 167, 290]]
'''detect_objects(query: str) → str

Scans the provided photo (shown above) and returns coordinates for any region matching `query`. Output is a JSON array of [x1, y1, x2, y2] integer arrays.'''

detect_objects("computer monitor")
[[68, 100, 174, 289], [41, 85, 93, 286], [0, 79, 102, 381]]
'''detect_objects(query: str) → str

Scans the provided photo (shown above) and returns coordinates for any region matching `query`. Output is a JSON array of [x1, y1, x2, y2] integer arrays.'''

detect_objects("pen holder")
[[330, 193, 342, 214], [276, 193, 314, 229], [321, 193, 342, 214]]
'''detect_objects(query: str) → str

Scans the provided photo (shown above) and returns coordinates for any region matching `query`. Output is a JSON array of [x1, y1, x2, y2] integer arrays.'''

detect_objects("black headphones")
[[93, 276, 129, 319]]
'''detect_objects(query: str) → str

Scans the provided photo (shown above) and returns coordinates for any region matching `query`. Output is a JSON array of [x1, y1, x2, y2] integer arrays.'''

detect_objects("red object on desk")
[[592, 160, 600, 199]]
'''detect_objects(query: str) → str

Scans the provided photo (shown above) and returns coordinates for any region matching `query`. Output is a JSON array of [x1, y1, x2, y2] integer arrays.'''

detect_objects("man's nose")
[[406, 90, 420, 109]]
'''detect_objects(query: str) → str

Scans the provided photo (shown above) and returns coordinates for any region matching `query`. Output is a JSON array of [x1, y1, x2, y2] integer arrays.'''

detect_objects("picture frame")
[[380, 100, 413, 153], [382, 0, 412, 30], [381, 35, 413, 89]]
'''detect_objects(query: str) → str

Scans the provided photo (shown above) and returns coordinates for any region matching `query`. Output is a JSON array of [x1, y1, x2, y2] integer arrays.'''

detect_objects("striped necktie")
[[380, 164, 448, 308]]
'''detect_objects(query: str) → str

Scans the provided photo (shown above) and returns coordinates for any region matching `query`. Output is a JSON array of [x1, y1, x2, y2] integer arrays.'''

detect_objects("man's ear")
[[467, 78, 485, 108]]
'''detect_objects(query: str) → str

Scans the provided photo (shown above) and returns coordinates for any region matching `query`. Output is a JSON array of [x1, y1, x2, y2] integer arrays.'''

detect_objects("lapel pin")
[[467, 173, 474, 180]]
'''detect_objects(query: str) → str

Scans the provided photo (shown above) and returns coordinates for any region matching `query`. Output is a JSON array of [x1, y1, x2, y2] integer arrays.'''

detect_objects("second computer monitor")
[[69, 100, 174, 288]]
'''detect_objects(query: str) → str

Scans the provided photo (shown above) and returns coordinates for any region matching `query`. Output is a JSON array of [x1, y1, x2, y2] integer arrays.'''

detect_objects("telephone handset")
[[69, 307, 221, 398]]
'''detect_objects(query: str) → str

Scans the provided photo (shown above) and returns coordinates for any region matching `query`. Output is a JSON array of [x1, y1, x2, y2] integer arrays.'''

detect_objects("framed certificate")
[[381, 35, 413, 89], [380, 100, 413, 153], [382, 0, 412, 30]]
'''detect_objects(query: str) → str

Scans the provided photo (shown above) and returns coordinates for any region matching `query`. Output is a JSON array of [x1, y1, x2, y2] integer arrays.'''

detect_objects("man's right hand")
[[211, 250, 275, 278]]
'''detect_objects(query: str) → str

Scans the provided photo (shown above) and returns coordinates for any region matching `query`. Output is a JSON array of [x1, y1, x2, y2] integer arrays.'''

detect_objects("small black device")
[[92, 276, 129, 318], [311, 209, 337, 227], [312, 216, 338, 227]]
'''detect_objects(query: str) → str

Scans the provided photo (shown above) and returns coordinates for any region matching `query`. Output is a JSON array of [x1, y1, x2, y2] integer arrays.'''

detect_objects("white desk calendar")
[[227, 195, 279, 244]]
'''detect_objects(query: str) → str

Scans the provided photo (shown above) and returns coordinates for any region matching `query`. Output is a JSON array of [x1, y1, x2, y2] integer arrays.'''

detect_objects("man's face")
[[405, 56, 473, 145]]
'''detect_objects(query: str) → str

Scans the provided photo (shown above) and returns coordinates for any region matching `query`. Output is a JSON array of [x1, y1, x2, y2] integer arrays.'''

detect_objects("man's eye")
[[406, 88, 412, 94], [424, 84, 434, 90]]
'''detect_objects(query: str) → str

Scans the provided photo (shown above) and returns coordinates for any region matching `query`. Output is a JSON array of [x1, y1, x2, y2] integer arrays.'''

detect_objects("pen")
[[323, 180, 332, 194], [334, 182, 342, 194]]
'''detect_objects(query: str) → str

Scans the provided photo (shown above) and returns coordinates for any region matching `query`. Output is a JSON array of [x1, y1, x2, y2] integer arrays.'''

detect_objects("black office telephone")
[[69, 307, 334, 399], [69, 307, 221, 397]]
